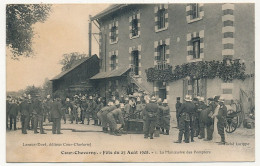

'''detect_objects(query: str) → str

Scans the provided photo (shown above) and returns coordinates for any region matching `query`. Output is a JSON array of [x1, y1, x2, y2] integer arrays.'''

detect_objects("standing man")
[[95, 97, 104, 125], [161, 99, 171, 135], [174, 95, 195, 143], [175, 97, 182, 128], [86, 96, 96, 125], [6, 96, 11, 130], [198, 97, 208, 139], [156, 98, 163, 134], [214, 97, 227, 145], [51, 97, 63, 134], [33, 96, 46, 134], [190, 97, 199, 141], [143, 96, 158, 139], [9, 99, 18, 130], [20, 96, 30, 134], [204, 96, 220, 141], [27, 94, 34, 130]]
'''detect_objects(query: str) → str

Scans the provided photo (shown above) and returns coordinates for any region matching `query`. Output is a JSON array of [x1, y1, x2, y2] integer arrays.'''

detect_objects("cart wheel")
[[225, 114, 238, 133]]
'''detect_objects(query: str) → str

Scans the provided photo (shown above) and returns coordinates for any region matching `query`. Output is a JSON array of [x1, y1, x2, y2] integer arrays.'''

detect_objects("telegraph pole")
[[88, 15, 92, 57]]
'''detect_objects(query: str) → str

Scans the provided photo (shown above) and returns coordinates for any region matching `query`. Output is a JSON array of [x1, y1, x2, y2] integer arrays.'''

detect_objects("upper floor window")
[[111, 26, 117, 43], [129, 12, 140, 39], [132, 19, 138, 37], [157, 44, 167, 69], [131, 50, 139, 75], [109, 21, 118, 44], [154, 4, 168, 32], [192, 37, 200, 59], [158, 8, 166, 29], [191, 3, 199, 19], [186, 3, 204, 23], [111, 55, 117, 70]]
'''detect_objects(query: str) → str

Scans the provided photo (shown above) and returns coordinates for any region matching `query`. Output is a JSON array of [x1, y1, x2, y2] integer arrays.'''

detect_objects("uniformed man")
[[175, 97, 182, 128], [9, 99, 18, 130], [101, 101, 118, 133], [27, 94, 34, 130], [197, 97, 208, 139], [214, 97, 227, 145], [107, 103, 125, 136], [161, 99, 171, 135], [19, 96, 30, 134], [95, 97, 104, 125], [51, 97, 63, 134], [190, 97, 199, 141], [123, 97, 131, 119], [6, 96, 11, 129], [81, 97, 88, 124], [143, 96, 158, 139], [174, 95, 195, 143], [33, 96, 47, 134], [97, 104, 110, 131], [135, 97, 144, 119], [86, 96, 96, 125]]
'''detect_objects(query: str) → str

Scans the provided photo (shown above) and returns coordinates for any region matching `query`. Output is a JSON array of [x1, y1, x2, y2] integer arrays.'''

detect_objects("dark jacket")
[[178, 101, 195, 117], [143, 102, 158, 119], [51, 100, 63, 119], [217, 104, 227, 123], [9, 103, 19, 116], [33, 99, 44, 116], [20, 100, 30, 116]]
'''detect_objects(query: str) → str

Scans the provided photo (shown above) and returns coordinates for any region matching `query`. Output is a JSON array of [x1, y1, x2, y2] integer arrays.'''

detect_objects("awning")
[[90, 66, 130, 80]]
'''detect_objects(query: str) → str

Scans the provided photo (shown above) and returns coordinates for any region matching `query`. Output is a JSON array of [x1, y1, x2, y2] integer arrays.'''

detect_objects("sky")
[[6, 4, 109, 92]]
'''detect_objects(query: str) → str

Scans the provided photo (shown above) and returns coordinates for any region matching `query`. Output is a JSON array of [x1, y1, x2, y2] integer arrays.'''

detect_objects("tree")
[[6, 4, 52, 58], [41, 78, 52, 98], [60, 52, 87, 71]]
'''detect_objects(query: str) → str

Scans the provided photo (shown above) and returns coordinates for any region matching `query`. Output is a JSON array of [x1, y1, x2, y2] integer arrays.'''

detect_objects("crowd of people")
[[6, 90, 228, 145]]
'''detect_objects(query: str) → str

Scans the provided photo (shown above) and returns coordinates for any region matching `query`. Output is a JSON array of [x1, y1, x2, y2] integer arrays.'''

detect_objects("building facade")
[[91, 4, 254, 110]]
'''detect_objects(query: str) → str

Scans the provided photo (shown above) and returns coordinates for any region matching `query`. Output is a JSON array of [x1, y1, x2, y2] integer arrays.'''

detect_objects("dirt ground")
[[6, 113, 255, 162]]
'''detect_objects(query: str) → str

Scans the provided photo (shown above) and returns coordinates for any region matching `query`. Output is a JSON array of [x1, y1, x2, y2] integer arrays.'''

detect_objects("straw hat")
[[120, 103, 125, 109]]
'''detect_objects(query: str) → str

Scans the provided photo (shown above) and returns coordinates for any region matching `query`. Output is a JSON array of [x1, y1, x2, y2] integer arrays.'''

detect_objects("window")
[[193, 79, 201, 96], [132, 19, 138, 37], [158, 44, 166, 61], [192, 37, 200, 59], [191, 3, 199, 19], [157, 44, 167, 69], [131, 51, 139, 75], [111, 26, 117, 42], [158, 9, 166, 29], [111, 55, 117, 70]]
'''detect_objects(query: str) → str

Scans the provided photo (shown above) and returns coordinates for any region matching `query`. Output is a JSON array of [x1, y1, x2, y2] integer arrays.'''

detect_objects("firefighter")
[[174, 95, 195, 143], [143, 96, 158, 139], [107, 103, 125, 136], [161, 99, 171, 135]]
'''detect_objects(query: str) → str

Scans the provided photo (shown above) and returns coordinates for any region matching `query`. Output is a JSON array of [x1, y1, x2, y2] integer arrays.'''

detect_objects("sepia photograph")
[[4, 1, 256, 163]]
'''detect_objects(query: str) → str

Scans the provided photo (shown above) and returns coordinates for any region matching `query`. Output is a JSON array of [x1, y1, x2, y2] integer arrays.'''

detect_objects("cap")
[[120, 103, 125, 109], [177, 97, 180, 100]]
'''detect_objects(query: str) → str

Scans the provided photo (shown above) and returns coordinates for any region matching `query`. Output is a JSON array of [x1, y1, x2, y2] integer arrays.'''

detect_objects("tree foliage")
[[6, 4, 51, 58], [60, 52, 87, 71]]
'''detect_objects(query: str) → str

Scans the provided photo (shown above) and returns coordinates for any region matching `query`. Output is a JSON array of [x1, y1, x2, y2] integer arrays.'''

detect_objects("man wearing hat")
[[9, 99, 19, 130], [107, 103, 125, 136], [161, 99, 171, 135], [197, 97, 208, 139], [95, 97, 104, 126], [213, 97, 227, 144], [101, 101, 118, 133], [143, 96, 159, 139], [123, 97, 131, 119], [203, 96, 219, 141], [19, 96, 30, 134], [175, 97, 182, 128], [87, 96, 97, 125], [174, 95, 195, 143], [50, 96, 63, 134], [156, 98, 163, 134], [33, 95, 47, 134]]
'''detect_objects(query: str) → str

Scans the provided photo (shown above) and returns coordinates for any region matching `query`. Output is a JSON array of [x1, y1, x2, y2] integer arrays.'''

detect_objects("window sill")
[[110, 40, 118, 45], [155, 27, 168, 33], [130, 34, 140, 40], [188, 17, 203, 24], [188, 58, 203, 63]]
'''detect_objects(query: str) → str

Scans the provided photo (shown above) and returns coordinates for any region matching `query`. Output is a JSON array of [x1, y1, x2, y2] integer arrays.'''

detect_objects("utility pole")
[[88, 15, 92, 57]]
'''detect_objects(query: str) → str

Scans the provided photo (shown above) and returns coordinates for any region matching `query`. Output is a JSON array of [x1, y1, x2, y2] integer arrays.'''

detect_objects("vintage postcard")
[[5, 2, 255, 163]]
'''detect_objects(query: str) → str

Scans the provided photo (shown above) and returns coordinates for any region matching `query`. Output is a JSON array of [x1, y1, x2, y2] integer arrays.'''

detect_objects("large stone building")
[[90, 4, 254, 109]]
